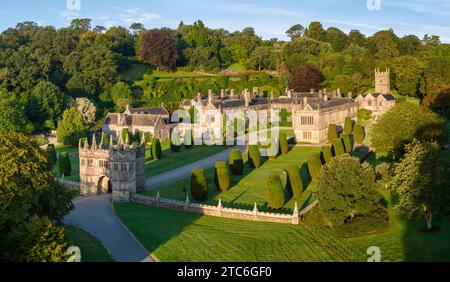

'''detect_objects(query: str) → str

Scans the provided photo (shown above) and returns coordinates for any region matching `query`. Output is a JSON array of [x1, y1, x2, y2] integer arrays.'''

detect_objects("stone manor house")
[[101, 68, 395, 145]]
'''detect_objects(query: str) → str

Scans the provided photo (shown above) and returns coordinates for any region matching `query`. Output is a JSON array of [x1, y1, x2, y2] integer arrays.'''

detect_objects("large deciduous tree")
[[57, 108, 90, 146], [317, 155, 388, 235], [139, 29, 179, 70], [371, 103, 447, 159], [394, 140, 449, 230], [394, 56, 424, 97], [0, 133, 75, 262], [289, 63, 321, 92]]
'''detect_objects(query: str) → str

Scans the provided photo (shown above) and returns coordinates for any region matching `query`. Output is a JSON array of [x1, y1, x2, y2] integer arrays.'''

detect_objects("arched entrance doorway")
[[98, 176, 112, 194]]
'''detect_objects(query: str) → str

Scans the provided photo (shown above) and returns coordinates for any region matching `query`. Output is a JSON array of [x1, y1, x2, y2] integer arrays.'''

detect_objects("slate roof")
[[104, 113, 161, 127], [128, 107, 169, 116]]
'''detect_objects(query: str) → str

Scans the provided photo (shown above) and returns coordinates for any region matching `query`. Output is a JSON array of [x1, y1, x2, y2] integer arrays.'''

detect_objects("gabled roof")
[[104, 113, 165, 127], [128, 107, 169, 116]]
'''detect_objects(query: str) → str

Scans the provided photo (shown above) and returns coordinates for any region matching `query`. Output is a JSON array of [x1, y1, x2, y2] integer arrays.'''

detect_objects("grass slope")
[[114, 203, 335, 262], [64, 225, 114, 262], [145, 141, 226, 177]]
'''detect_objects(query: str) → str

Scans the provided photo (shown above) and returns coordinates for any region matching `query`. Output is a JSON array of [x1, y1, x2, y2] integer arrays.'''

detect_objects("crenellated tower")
[[375, 67, 391, 94], [78, 132, 146, 202]]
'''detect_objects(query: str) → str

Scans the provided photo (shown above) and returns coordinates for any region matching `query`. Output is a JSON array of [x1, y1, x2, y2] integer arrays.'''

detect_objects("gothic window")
[[88, 159, 93, 167], [114, 164, 119, 171], [379, 102, 383, 107], [300, 116, 314, 125], [368, 100, 372, 106], [303, 131, 312, 139], [81, 159, 85, 166]]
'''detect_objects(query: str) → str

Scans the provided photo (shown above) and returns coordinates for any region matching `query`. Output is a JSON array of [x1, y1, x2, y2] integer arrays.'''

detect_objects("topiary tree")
[[328, 124, 339, 143], [103, 134, 110, 146], [58, 152, 71, 177], [46, 144, 57, 166], [132, 130, 141, 144], [317, 155, 388, 236], [332, 138, 345, 156], [284, 166, 303, 198], [184, 130, 194, 149], [214, 162, 231, 192], [229, 149, 244, 175], [170, 131, 182, 152], [248, 145, 261, 168], [151, 138, 162, 160], [342, 134, 354, 153], [321, 146, 333, 164], [279, 133, 289, 155], [307, 152, 322, 179], [344, 117, 354, 134], [353, 124, 365, 144], [266, 174, 286, 209], [190, 169, 208, 201], [121, 128, 131, 143]]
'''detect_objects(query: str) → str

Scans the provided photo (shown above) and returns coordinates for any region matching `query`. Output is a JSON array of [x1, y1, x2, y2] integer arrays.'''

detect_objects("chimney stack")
[[231, 89, 235, 98], [197, 92, 201, 102], [287, 89, 292, 98], [125, 104, 131, 113], [319, 90, 323, 99], [220, 89, 225, 99], [324, 94, 329, 102], [303, 97, 308, 105], [348, 92, 352, 99], [208, 90, 213, 104], [337, 88, 341, 98], [245, 91, 250, 107], [323, 88, 327, 94], [310, 88, 315, 94]]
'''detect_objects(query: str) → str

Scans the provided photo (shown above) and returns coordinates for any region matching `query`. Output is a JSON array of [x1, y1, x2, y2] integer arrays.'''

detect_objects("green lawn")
[[114, 203, 335, 262], [152, 70, 216, 78], [143, 147, 319, 212], [145, 141, 226, 177], [54, 146, 80, 182], [120, 61, 152, 81], [226, 63, 247, 73], [64, 225, 114, 262], [348, 190, 450, 262]]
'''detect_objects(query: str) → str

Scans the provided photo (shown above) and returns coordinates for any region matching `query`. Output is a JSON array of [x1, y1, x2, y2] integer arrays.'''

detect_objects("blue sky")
[[0, 0, 449, 42]]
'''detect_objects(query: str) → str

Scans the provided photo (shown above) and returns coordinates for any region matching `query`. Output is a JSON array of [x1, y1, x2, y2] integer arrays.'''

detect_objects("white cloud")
[[59, 10, 81, 22], [115, 7, 161, 24]]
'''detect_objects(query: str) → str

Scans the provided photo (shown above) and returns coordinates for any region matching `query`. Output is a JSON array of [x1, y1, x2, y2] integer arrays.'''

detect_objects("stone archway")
[[98, 176, 112, 194]]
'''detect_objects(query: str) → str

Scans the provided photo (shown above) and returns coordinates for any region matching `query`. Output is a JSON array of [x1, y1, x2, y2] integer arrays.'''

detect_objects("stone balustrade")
[[131, 194, 319, 225]]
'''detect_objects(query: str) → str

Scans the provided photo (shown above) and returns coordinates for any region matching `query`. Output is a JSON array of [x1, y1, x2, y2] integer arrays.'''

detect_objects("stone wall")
[[131, 194, 319, 225], [57, 179, 80, 191]]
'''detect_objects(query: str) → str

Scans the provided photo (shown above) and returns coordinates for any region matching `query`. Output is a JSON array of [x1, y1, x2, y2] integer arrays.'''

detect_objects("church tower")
[[375, 67, 390, 94]]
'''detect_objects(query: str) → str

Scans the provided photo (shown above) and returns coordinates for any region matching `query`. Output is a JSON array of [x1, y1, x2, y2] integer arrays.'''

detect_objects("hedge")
[[285, 166, 303, 198], [342, 134, 354, 153], [132, 130, 141, 144], [214, 162, 231, 192], [332, 138, 345, 156], [151, 138, 162, 160], [248, 145, 261, 168], [279, 133, 288, 155], [328, 124, 339, 143], [190, 169, 208, 201], [170, 131, 182, 152], [59, 152, 72, 177], [321, 146, 333, 164], [353, 124, 365, 144], [266, 174, 286, 209], [307, 153, 322, 179], [358, 109, 372, 121], [344, 117, 354, 134], [229, 149, 244, 175], [46, 144, 57, 166]]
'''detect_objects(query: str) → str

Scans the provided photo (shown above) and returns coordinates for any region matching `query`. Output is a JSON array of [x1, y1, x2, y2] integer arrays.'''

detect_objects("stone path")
[[64, 194, 153, 262], [145, 145, 246, 189]]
